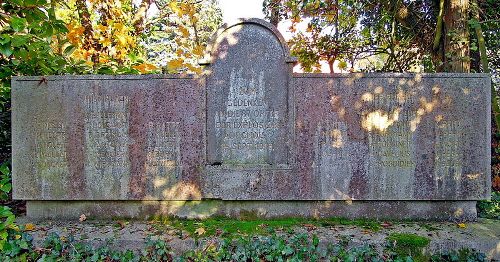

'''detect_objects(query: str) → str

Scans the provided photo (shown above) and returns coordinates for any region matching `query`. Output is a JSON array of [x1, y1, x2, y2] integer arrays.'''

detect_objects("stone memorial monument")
[[12, 19, 491, 220]]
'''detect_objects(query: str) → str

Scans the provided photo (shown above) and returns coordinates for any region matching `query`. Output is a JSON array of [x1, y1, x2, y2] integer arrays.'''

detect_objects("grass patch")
[[386, 233, 430, 262], [149, 216, 383, 238], [387, 233, 430, 247], [151, 216, 305, 237]]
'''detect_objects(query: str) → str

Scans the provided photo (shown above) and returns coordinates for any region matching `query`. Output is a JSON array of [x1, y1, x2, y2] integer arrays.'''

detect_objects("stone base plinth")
[[26, 200, 477, 221]]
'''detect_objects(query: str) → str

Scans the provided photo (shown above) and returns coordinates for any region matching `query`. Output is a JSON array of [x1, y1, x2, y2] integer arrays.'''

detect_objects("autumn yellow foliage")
[[54, 0, 151, 72], [133, 63, 159, 74], [49, 0, 221, 74]]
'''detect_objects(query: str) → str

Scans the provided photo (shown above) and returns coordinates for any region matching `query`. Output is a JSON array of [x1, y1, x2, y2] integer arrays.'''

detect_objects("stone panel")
[[205, 19, 295, 166], [12, 75, 205, 200], [294, 73, 491, 200]]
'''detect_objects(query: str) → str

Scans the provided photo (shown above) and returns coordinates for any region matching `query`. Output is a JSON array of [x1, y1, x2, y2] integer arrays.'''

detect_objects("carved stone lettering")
[[434, 120, 463, 193], [35, 122, 68, 197], [206, 21, 290, 166], [366, 91, 416, 198], [214, 69, 283, 164], [314, 120, 351, 198], [84, 94, 130, 198], [145, 122, 181, 191], [367, 93, 416, 169]]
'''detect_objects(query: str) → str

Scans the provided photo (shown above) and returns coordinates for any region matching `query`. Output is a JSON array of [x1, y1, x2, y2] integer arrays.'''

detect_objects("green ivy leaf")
[[40, 21, 53, 37], [0, 35, 10, 45], [0, 45, 13, 57], [14, 48, 29, 60], [0, 163, 9, 176], [10, 17, 27, 32], [18, 240, 29, 249], [0, 183, 11, 193], [63, 44, 76, 56], [53, 21, 68, 33], [11, 35, 30, 47], [24, 8, 47, 22]]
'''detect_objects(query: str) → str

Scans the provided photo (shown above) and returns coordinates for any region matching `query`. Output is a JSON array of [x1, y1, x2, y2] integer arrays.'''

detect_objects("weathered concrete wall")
[[11, 19, 491, 219]]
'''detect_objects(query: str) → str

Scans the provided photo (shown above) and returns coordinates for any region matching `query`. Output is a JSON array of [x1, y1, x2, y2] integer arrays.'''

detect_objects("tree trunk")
[[334, 0, 338, 42], [269, 0, 280, 26], [75, 0, 99, 64], [133, 0, 153, 36], [431, 0, 445, 72], [443, 0, 470, 72], [471, 0, 500, 129], [328, 60, 334, 74]]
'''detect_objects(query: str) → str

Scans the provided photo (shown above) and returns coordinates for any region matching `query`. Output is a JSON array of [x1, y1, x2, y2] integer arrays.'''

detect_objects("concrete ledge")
[[27, 200, 477, 221]]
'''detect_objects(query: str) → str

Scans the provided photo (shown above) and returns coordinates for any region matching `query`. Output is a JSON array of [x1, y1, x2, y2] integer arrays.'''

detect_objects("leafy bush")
[[0, 205, 16, 250], [431, 248, 487, 262], [0, 232, 489, 262], [0, 160, 34, 260], [477, 192, 500, 219], [144, 236, 173, 261], [182, 233, 324, 261], [0, 162, 11, 201]]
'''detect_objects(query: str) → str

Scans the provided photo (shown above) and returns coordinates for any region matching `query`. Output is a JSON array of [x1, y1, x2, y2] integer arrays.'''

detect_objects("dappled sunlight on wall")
[[362, 109, 401, 133]]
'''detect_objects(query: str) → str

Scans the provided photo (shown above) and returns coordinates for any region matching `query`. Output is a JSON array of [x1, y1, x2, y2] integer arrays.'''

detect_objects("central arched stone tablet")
[[205, 19, 296, 166]]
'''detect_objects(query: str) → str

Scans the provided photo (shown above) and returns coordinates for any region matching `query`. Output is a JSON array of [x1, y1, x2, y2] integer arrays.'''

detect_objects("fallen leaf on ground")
[[195, 227, 206, 236], [79, 214, 87, 222], [303, 224, 317, 231], [116, 220, 128, 229], [24, 223, 36, 231], [457, 223, 467, 229]]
